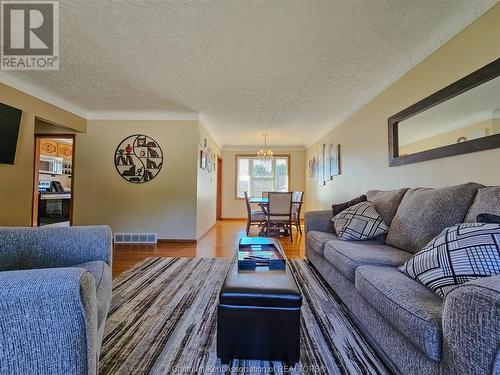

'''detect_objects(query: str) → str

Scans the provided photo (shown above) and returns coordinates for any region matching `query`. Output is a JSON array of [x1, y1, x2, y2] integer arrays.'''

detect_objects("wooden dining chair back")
[[267, 192, 293, 241], [292, 191, 303, 204], [244, 191, 252, 214], [261, 191, 270, 198], [244, 191, 265, 235], [292, 191, 304, 235]]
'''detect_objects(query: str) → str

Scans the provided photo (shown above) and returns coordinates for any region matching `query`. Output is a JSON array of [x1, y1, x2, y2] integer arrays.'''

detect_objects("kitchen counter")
[[39, 191, 72, 200]]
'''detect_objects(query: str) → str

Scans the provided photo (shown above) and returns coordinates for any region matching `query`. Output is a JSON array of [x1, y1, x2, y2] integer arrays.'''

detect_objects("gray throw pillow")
[[332, 201, 388, 241], [477, 214, 500, 224], [464, 187, 500, 222], [332, 194, 367, 217], [366, 188, 408, 226], [385, 182, 483, 253], [399, 223, 500, 298]]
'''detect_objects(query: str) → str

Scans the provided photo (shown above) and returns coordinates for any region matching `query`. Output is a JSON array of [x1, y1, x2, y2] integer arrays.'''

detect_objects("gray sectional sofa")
[[304, 183, 500, 375], [0, 226, 113, 375]]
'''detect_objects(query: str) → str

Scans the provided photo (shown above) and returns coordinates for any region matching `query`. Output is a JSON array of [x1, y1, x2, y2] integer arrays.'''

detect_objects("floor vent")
[[114, 233, 158, 244]]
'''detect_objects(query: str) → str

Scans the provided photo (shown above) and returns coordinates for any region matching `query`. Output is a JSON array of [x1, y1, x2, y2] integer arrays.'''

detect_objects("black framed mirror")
[[388, 58, 500, 167]]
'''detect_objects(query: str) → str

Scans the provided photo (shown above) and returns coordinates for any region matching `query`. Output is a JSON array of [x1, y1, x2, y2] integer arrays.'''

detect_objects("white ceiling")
[[1, 0, 497, 148]]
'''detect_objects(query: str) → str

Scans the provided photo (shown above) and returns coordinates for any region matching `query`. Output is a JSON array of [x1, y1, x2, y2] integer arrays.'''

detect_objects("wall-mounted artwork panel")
[[114, 134, 163, 183]]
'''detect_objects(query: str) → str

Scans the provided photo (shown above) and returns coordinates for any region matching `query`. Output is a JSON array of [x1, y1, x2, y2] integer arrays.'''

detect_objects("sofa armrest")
[[0, 268, 98, 375], [442, 275, 500, 375], [0, 226, 112, 271], [304, 210, 333, 234]]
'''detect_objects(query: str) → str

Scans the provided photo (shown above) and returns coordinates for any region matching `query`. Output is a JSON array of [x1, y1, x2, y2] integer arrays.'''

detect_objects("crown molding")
[[0, 72, 87, 118], [0, 73, 200, 121], [86, 111, 199, 121]]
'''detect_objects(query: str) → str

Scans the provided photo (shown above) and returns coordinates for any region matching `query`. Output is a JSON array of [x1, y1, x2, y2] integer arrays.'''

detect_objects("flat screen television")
[[0, 102, 22, 165]]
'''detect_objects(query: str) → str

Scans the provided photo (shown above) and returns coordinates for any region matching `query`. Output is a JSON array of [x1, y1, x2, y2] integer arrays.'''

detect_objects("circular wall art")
[[114, 134, 163, 183]]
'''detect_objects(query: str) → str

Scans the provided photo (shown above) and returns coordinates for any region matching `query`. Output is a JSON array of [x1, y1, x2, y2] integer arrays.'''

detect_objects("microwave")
[[39, 155, 63, 175]]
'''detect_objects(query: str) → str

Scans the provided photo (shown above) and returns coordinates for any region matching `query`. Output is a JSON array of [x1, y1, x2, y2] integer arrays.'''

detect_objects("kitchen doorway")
[[32, 134, 75, 227]]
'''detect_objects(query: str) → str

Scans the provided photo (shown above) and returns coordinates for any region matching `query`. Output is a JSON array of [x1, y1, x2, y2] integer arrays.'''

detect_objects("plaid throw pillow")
[[399, 223, 500, 298], [332, 201, 388, 241]]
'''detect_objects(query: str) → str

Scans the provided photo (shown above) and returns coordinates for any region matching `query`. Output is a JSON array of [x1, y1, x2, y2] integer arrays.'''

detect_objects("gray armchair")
[[0, 226, 113, 375]]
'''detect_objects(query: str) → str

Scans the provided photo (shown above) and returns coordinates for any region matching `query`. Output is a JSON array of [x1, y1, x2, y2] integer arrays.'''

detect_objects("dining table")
[[249, 196, 303, 237], [249, 197, 302, 204]]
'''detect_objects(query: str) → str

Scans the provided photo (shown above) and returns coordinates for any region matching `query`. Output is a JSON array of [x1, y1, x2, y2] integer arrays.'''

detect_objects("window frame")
[[234, 154, 291, 200]]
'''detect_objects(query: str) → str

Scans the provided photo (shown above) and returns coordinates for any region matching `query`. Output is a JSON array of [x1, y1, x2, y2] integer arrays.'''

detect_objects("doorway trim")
[[32, 133, 76, 226], [216, 156, 223, 220]]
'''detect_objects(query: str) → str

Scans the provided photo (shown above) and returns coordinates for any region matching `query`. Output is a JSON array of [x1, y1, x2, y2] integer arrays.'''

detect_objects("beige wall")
[[35, 119, 79, 134], [73, 120, 199, 240], [196, 123, 221, 238], [305, 4, 500, 211], [221, 149, 305, 218], [0, 84, 85, 226]]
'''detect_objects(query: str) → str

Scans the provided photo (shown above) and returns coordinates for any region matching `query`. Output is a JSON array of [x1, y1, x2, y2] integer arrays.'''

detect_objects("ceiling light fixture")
[[257, 133, 273, 160]]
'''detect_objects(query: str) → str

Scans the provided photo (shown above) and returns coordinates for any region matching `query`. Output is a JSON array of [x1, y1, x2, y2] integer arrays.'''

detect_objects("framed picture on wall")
[[317, 145, 325, 186], [200, 150, 207, 169], [323, 143, 332, 182], [329, 143, 340, 178], [313, 152, 319, 182], [323, 143, 328, 184], [206, 147, 213, 173]]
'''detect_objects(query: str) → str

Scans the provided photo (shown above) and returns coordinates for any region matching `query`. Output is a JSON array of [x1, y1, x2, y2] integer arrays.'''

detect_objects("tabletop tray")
[[237, 237, 286, 270]]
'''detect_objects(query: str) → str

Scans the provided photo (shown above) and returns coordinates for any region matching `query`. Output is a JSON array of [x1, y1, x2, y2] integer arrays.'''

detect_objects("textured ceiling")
[[1, 0, 497, 147]]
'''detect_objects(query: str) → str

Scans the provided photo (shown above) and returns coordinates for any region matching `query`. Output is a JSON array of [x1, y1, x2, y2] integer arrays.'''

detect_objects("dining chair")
[[292, 191, 304, 235], [244, 191, 266, 235], [266, 192, 293, 241], [261, 191, 270, 198]]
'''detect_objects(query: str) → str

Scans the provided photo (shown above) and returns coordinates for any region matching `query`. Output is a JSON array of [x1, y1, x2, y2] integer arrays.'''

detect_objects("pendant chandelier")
[[257, 133, 273, 160]]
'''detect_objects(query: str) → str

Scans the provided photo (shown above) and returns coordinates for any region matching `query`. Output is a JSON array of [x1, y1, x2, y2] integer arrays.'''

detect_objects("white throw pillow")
[[399, 223, 500, 298], [332, 201, 388, 241]]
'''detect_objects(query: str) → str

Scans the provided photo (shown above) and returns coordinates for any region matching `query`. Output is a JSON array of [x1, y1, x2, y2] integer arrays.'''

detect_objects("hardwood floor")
[[112, 219, 305, 277]]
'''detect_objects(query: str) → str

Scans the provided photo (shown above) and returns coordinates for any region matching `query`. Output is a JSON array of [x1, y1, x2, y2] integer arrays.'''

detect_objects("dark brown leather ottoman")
[[217, 240, 302, 366]]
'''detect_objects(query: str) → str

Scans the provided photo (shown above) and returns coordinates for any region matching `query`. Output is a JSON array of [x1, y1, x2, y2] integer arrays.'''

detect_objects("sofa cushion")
[[355, 266, 443, 361], [306, 231, 337, 256], [399, 223, 500, 298], [332, 201, 388, 241], [74, 260, 112, 329], [464, 187, 500, 222], [366, 188, 408, 226], [386, 182, 483, 253], [323, 239, 412, 281]]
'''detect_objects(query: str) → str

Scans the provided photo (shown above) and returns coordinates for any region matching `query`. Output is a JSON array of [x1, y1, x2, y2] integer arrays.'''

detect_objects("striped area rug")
[[100, 257, 390, 374]]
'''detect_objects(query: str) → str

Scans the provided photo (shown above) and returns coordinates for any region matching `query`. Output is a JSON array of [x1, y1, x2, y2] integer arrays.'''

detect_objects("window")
[[236, 155, 289, 198]]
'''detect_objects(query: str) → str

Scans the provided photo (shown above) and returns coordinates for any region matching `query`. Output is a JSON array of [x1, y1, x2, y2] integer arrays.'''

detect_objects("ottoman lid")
[[220, 262, 302, 308]]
